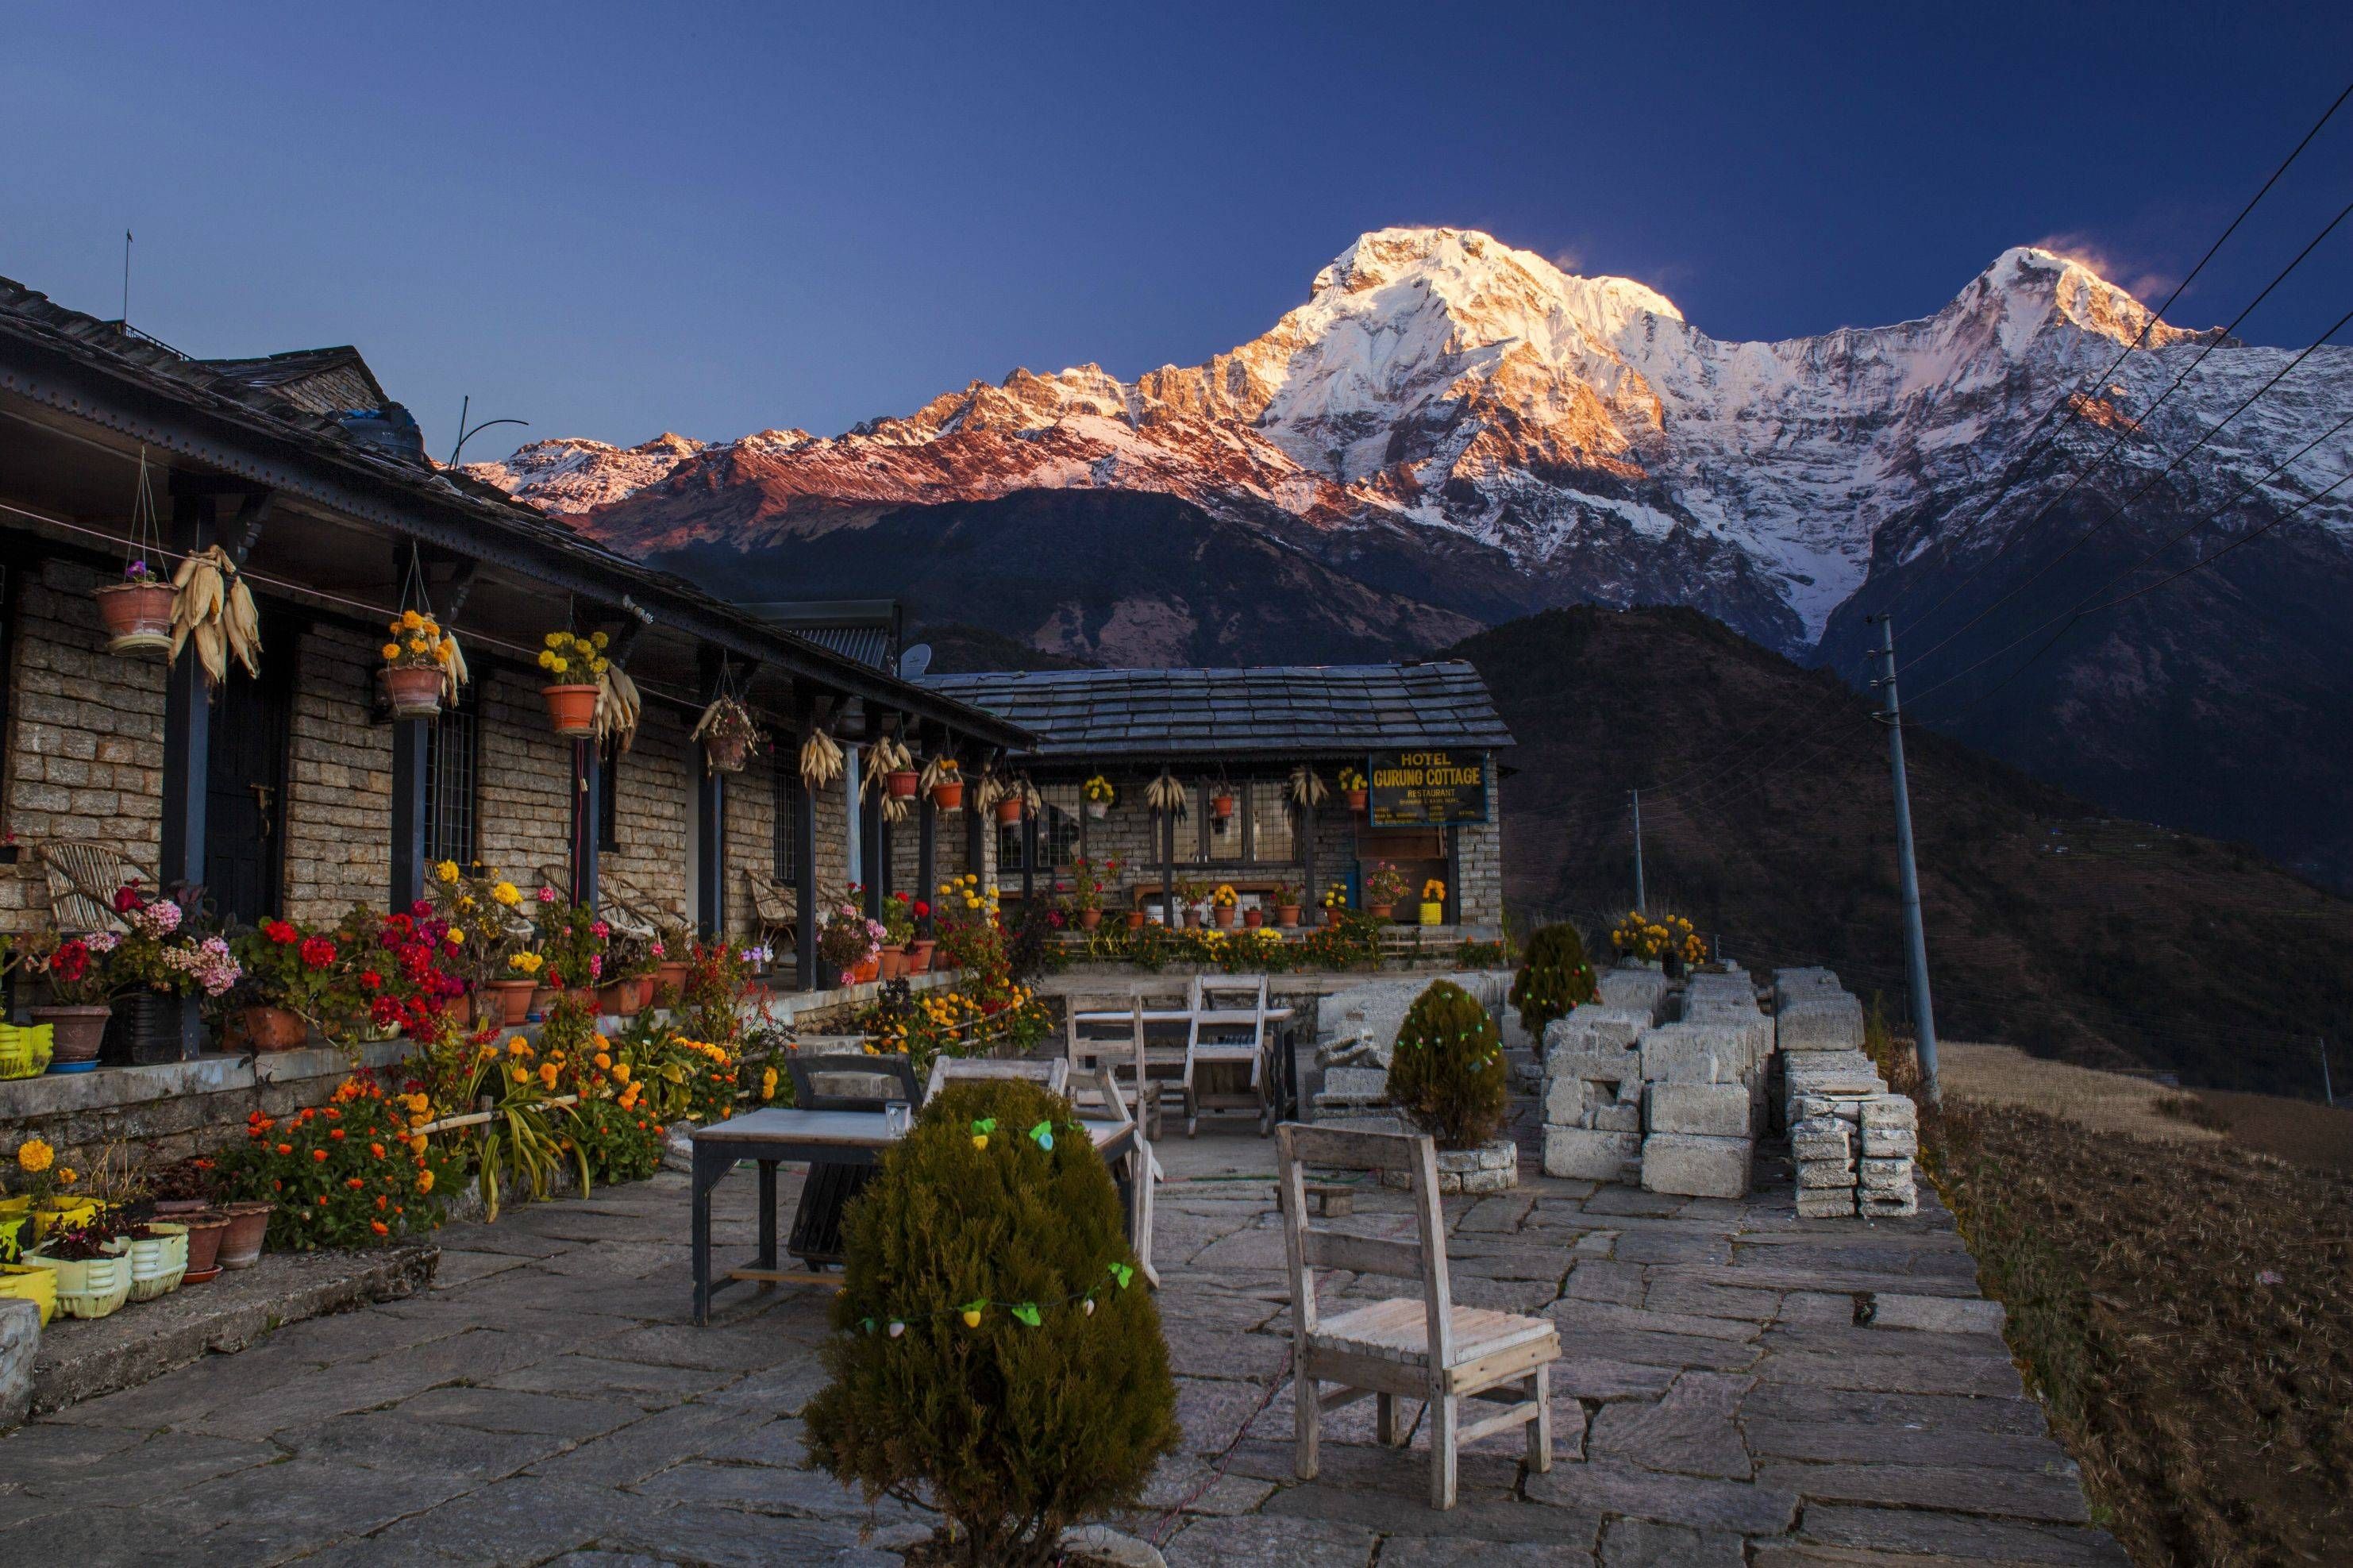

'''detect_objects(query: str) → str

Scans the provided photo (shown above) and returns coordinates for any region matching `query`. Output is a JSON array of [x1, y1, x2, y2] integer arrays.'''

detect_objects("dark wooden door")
[[203, 622, 291, 927]]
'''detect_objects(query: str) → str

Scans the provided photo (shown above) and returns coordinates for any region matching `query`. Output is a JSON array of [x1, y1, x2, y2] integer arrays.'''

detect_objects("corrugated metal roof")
[[795, 625, 892, 671], [918, 662, 1513, 759]]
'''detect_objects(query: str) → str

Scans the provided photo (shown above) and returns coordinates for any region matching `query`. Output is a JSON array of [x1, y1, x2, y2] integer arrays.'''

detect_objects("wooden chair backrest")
[[1064, 999, 1150, 1123], [788, 1051, 919, 1111], [1188, 973, 1269, 1048], [923, 1054, 1071, 1104], [747, 869, 796, 924], [37, 842, 141, 934], [1274, 1123, 1453, 1367]]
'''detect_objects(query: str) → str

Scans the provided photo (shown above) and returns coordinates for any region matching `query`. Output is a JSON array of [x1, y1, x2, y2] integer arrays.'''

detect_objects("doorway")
[[202, 612, 293, 926]]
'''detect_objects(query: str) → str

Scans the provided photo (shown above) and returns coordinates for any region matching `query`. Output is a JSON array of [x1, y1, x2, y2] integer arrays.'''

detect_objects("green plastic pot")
[[25, 1240, 131, 1320]]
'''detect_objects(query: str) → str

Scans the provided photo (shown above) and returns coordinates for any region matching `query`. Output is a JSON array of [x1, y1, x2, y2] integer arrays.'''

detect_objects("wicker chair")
[[534, 862, 659, 943], [599, 865, 682, 942], [746, 869, 799, 952], [35, 841, 146, 934]]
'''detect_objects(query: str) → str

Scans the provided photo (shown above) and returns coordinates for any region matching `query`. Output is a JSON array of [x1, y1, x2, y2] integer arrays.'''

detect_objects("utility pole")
[[1631, 788, 1646, 912], [2320, 1038, 2336, 1108], [1870, 615, 1941, 1108]]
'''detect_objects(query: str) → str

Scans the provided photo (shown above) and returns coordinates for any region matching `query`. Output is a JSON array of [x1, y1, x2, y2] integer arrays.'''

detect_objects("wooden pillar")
[[694, 649, 726, 938], [389, 543, 429, 911], [570, 739, 601, 908], [1021, 803, 1037, 903], [1160, 808, 1176, 924], [158, 490, 214, 1059], [917, 790, 937, 930], [965, 783, 985, 884], [861, 786, 884, 920], [796, 753, 820, 990], [1302, 794, 1318, 919]]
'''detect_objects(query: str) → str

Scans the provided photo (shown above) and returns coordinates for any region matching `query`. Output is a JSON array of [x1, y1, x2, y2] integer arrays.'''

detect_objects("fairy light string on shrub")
[[836, 1114, 1142, 1339]]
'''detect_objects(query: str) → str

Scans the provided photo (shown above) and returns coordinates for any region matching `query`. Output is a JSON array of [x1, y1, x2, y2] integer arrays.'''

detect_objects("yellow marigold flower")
[[613, 1062, 630, 1085], [593, 1051, 612, 1070], [381, 642, 402, 661], [538, 1062, 560, 1088], [402, 609, 424, 630], [492, 880, 522, 906], [435, 860, 460, 884], [445, 929, 464, 946], [409, 1135, 428, 1155], [512, 1066, 529, 1084], [508, 1038, 533, 1058], [417, 1169, 434, 1193], [58, 1167, 76, 1185], [15, 1138, 54, 1174]]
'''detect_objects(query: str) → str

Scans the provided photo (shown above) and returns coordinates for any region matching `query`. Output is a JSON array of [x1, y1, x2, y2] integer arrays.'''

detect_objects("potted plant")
[[533, 895, 611, 1005], [25, 1217, 133, 1320], [1384, 979, 1515, 1193], [494, 950, 545, 1024], [1338, 766, 1369, 815], [225, 917, 342, 1050], [536, 630, 608, 737], [1125, 907, 1146, 931], [819, 896, 885, 988], [994, 789, 1024, 826], [1363, 861, 1408, 920], [18, 929, 115, 1071], [1083, 774, 1115, 819], [926, 757, 964, 811], [1320, 880, 1350, 927], [651, 923, 693, 1002], [95, 557, 176, 657], [10, 1136, 92, 1245], [379, 608, 460, 719], [214, 1198, 273, 1270], [423, 862, 527, 1023], [106, 883, 242, 1063], [877, 891, 917, 980], [1174, 878, 1207, 930], [907, 900, 937, 973], [692, 693, 761, 773], [1271, 880, 1301, 929], [1419, 878, 1447, 926], [874, 736, 919, 799], [1067, 855, 1118, 931], [124, 1219, 190, 1302], [1209, 883, 1238, 929], [1210, 788, 1235, 823]]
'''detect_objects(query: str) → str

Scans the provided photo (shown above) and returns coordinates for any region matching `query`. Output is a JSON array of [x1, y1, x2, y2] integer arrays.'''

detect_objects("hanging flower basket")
[[692, 692, 760, 774], [384, 665, 445, 719], [542, 684, 599, 738], [886, 769, 921, 799], [932, 780, 964, 811], [95, 580, 176, 657], [706, 731, 751, 773], [1211, 792, 1236, 822], [995, 797, 1023, 825]]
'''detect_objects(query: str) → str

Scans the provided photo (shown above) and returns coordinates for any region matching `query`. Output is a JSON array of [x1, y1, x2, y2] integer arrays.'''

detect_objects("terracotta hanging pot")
[[995, 797, 1023, 825], [1085, 799, 1108, 820], [1211, 793, 1235, 821], [932, 780, 964, 811], [94, 581, 177, 657], [886, 769, 920, 799], [596, 980, 642, 1017], [541, 683, 600, 738], [384, 665, 445, 719], [32, 1004, 110, 1073], [704, 731, 751, 774]]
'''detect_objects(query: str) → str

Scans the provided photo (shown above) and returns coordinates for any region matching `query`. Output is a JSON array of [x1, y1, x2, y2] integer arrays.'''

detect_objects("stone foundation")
[[1379, 1135, 1519, 1194]]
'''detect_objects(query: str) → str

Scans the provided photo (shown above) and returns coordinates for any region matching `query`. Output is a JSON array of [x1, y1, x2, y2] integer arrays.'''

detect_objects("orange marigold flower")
[[329, 1128, 345, 1141], [369, 1142, 386, 1158], [275, 1142, 294, 1155], [345, 1177, 364, 1190], [312, 1149, 329, 1162], [370, 1220, 389, 1236]]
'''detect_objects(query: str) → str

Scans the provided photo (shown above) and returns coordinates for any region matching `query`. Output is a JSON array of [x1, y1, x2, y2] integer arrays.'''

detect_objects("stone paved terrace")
[[0, 1131, 2123, 1566]]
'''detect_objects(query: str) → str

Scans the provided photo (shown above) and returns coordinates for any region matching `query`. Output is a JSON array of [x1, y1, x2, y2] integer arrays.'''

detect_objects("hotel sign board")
[[1367, 750, 1488, 828]]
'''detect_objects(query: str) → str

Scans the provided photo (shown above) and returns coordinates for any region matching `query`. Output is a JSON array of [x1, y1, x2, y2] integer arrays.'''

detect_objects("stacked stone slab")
[[1311, 970, 1512, 1127], [1538, 1004, 1647, 1181], [1637, 968, 1765, 1199], [1773, 967, 1917, 1219], [1596, 965, 1669, 1022]]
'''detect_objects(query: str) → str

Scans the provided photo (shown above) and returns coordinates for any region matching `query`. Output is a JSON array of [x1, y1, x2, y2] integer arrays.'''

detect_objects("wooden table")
[[689, 1108, 1138, 1325], [1069, 1005, 1302, 1123]]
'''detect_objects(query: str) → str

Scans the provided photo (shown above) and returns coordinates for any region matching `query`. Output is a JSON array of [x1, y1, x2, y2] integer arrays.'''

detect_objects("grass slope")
[[1454, 607, 2353, 1094]]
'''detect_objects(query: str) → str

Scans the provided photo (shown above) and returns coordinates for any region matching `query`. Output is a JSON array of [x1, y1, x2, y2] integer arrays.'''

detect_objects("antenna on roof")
[[121, 230, 132, 327], [446, 394, 529, 468]]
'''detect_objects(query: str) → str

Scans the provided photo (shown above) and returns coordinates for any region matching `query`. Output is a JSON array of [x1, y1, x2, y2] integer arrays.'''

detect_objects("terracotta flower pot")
[[1345, 788, 1369, 815], [1325, 906, 1345, 927], [636, 976, 659, 1011], [241, 1004, 309, 1052], [1211, 793, 1234, 821], [597, 980, 641, 1017], [1126, 910, 1145, 930], [33, 1004, 110, 1073], [854, 957, 880, 984], [886, 769, 920, 799], [216, 1201, 272, 1270], [487, 979, 535, 1027], [932, 780, 964, 810], [530, 984, 556, 1016], [1212, 905, 1236, 929], [181, 1210, 233, 1282], [655, 960, 690, 1000], [94, 580, 175, 657], [878, 946, 907, 981], [1079, 908, 1103, 930], [384, 665, 445, 719], [1277, 905, 1300, 928], [541, 682, 600, 738], [908, 938, 936, 973], [995, 797, 1023, 825], [1367, 903, 1396, 920], [704, 731, 750, 773], [1184, 911, 1203, 930]]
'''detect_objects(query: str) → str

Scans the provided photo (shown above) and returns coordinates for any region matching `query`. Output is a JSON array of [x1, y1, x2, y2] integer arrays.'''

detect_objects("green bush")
[[1508, 922, 1598, 1046], [1386, 979, 1509, 1150], [805, 1078, 1177, 1566]]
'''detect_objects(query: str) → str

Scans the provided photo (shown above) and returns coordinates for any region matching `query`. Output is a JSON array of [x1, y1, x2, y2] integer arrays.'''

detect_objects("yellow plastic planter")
[[1419, 901, 1445, 926], [30, 1197, 99, 1245], [126, 1222, 190, 1301], [0, 1211, 25, 1264], [0, 1261, 59, 1326], [25, 1242, 130, 1320]]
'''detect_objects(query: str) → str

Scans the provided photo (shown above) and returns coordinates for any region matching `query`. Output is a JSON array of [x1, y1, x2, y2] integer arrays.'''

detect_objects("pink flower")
[[590, 920, 610, 940], [537, 886, 557, 903], [588, 954, 603, 979], [650, 941, 665, 958]]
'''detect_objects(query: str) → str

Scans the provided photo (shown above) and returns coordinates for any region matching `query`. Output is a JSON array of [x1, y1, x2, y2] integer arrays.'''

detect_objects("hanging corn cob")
[[1146, 770, 1188, 815], [1287, 764, 1329, 807], [800, 728, 845, 790], [168, 545, 262, 688], [596, 663, 642, 753]]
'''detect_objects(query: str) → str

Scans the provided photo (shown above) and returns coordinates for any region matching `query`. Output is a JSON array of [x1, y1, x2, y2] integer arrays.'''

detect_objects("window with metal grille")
[[774, 767, 800, 881], [999, 784, 1080, 872], [422, 683, 479, 866]]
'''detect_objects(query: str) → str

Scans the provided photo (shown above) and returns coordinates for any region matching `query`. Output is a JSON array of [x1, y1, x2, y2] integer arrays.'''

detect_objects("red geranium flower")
[[383, 913, 415, 940], [299, 936, 337, 970], [360, 970, 383, 991], [914, 900, 930, 919], [111, 880, 145, 914], [50, 940, 89, 982], [262, 919, 299, 944]]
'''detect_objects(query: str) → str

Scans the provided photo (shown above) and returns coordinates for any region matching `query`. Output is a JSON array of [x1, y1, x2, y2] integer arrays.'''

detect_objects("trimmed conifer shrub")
[[1385, 978, 1509, 1150], [805, 1077, 1177, 1566], [1508, 921, 1599, 1047]]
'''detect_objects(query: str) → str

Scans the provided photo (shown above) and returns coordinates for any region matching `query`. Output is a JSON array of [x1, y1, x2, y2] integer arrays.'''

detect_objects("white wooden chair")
[[1184, 973, 1273, 1135], [1065, 988, 1184, 1139], [1276, 1123, 1560, 1510], [1063, 1003, 1161, 1287], [922, 1054, 1070, 1104]]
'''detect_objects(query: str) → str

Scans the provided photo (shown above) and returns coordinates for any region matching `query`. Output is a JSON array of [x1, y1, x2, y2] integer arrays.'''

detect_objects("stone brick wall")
[[281, 623, 391, 925], [720, 745, 778, 934], [602, 702, 690, 925], [2, 558, 166, 934], [475, 669, 573, 892], [1457, 815, 1503, 928]]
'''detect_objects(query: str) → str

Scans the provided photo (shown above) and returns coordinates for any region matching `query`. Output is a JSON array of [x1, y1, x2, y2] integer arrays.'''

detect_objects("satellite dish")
[[899, 644, 933, 677]]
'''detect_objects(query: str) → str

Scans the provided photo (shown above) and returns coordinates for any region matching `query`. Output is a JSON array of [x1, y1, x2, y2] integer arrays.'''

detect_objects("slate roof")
[[918, 662, 1513, 761]]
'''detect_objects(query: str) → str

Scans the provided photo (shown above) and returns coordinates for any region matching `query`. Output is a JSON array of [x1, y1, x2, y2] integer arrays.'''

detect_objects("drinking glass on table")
[[884, 1100, 911, 1137]]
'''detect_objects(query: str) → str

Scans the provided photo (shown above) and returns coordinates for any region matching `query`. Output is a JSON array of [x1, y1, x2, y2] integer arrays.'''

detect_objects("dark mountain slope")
[[1457, 607, 2352, 1095]]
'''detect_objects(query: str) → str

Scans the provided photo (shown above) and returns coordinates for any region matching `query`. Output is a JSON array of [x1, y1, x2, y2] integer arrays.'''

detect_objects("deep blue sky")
[[5, 4, 2349, 460]]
